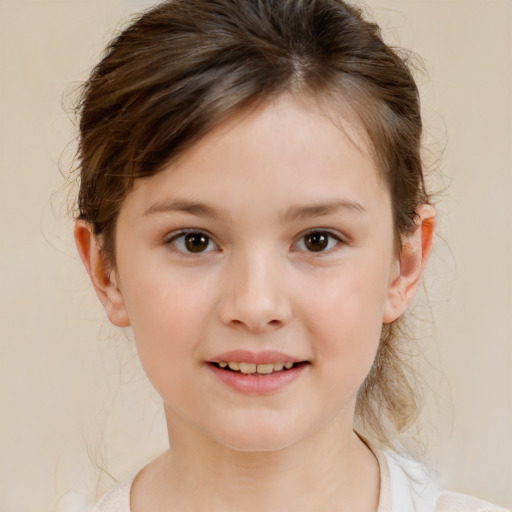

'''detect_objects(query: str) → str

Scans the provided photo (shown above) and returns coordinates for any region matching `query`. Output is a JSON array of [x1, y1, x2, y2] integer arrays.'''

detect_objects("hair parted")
[[75, 0, 429, 452]]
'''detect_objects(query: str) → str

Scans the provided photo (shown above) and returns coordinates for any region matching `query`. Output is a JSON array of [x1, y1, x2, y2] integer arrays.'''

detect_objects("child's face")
[[110, 94, 403, 451]]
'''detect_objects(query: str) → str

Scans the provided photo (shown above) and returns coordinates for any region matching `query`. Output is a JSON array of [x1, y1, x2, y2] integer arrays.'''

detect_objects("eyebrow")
[[143, 198, 367, 221], [144, 199, 221, 218], [283, 200, 367, 221]]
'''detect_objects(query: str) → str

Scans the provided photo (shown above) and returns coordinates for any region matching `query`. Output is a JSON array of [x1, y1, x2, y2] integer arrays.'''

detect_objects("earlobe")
[[74, 220, 130, 327], [383, 205, 436, 323]]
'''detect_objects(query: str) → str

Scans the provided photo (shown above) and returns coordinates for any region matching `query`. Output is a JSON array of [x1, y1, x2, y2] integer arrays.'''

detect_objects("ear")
[[74, 220, 130, 327], [383, 205, 436, 323]]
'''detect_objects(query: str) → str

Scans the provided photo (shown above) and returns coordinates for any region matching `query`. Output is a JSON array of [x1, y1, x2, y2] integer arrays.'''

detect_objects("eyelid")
[[292, 228, 346, 253], [164, 228, 220, 255]]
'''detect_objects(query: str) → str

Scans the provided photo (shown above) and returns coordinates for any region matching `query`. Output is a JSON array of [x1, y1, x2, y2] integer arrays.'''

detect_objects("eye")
[[166, 230, 218, 254], [294, 230, 342, 253]]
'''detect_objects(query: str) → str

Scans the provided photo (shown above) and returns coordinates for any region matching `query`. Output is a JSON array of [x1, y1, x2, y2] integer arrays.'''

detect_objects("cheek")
[[300, 262, 390, 371], [120, 268, 217, 384]]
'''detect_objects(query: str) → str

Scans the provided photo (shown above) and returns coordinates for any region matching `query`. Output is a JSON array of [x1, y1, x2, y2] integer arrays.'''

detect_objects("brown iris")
[[304, 232, 329, 252], [185, 233, 210, 252]]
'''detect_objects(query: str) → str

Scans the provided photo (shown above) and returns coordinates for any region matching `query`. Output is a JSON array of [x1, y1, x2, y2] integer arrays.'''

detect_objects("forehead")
[[120, 93, 390, 221]]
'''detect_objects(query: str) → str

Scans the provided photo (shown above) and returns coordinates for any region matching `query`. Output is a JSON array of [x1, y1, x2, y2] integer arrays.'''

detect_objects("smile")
[[213, 361, 297, 374], [207, 350, 309, 393]]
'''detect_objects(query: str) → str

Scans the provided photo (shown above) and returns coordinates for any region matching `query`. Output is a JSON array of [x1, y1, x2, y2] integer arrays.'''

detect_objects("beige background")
[[0, 0, 510, 510]]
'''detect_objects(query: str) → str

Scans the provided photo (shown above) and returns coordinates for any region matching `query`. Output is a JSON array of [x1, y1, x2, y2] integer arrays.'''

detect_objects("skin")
[[75, 93, 435, 512]]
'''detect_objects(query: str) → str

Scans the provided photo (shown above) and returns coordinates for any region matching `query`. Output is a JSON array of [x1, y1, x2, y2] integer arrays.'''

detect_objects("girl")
[[72, 0, 507, 510]]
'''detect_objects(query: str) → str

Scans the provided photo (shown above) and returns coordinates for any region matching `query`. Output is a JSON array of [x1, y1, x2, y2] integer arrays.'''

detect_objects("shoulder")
[[434, 491, 510, 512], [381, 450, 509, 512], [93, 478, 133, 512]]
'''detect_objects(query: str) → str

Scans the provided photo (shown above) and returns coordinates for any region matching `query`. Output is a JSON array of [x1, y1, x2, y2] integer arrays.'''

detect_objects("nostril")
[[218, 276, 293, 331], [227, 318, 283, 332]]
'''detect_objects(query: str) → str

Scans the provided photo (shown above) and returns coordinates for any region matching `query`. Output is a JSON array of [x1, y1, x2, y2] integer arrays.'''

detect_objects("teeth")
[[256, 363, 274, 374], [218, 361, 296, 374], [239, 362, 257, 374]]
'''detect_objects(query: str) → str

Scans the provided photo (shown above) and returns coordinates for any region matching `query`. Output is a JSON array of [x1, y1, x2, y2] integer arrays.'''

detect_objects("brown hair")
[[75, 0, 429, 451]]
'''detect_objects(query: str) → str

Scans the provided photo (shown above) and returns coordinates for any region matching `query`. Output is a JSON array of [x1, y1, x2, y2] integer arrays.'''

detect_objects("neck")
[[131, 408, 380, 512]]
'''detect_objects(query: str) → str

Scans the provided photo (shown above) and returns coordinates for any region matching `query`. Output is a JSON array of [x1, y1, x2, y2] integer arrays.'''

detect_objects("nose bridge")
[[219, 244, 292, 331]]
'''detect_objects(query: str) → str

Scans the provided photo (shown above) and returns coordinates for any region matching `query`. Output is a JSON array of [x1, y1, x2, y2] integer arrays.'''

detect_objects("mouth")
[[206, 350, 310, 393], [209, 361, 308, 375], [206, 353, 310, 394]]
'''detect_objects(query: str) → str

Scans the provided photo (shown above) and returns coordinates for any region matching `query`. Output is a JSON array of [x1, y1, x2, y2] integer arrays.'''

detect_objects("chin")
[[209, 415, 308, 453]]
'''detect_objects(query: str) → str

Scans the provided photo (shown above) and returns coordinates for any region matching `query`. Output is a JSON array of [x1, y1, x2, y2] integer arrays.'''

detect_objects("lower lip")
[[206, 363, 308, 395]]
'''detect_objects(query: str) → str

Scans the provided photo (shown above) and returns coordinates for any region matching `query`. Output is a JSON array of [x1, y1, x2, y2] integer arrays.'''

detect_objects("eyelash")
[[164, 229, 219, 256], [164, 229, 345, 256], [293, 229, 344, 254]]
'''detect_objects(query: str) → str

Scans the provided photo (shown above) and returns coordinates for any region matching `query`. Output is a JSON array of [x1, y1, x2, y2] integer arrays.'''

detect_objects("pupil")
[[185, 233, 209, 252], [305, 232, 328, 252]]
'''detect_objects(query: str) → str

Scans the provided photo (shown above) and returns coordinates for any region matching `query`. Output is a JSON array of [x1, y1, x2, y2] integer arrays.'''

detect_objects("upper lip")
[[208, 350, 306, 365]]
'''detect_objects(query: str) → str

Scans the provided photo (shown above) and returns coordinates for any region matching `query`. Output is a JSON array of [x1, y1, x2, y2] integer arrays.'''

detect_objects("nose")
[[218, 250, 293, 333]]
